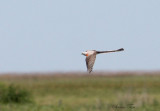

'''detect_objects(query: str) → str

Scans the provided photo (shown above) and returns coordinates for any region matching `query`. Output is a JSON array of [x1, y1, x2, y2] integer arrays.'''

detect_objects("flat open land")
[[0, 72, 160, 111]]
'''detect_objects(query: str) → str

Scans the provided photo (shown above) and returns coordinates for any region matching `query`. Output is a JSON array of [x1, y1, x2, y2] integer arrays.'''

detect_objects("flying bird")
[[82, 48, 124, 73]]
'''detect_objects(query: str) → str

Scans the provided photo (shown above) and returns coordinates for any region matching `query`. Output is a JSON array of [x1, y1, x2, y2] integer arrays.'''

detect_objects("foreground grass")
[[0, 72, 160, 111]]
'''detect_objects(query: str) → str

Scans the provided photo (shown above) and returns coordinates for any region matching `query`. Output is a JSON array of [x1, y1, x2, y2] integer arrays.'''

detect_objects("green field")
[[0, 72, 160, 111]]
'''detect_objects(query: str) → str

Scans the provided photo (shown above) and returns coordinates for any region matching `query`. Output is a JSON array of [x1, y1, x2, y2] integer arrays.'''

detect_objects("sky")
[[0, 0, 160, 73]]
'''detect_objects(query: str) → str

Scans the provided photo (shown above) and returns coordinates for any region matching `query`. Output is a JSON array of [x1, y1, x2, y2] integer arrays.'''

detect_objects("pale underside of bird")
[[82, 48, 124, 73]]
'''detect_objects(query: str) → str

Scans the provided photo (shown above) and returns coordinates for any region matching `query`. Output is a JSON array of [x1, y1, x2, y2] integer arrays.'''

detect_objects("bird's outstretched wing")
[[97, 48, 124, 54], [86, 53, 96, 73]]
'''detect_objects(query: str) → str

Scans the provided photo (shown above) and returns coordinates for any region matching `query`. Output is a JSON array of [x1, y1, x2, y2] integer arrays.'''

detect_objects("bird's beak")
[[82, 52, 87, 56]]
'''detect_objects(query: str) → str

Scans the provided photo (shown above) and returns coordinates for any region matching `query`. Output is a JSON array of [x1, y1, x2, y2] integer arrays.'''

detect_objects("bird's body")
[[82, 48, 124, 73]]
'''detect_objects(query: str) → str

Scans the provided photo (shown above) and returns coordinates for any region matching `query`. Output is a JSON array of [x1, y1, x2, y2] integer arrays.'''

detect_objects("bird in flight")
[[82, 48, 124, 73]]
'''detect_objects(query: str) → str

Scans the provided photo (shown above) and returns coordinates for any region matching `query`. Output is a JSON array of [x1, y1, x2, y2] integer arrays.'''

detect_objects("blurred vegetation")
[[0, 72, 159, 111], [0, 84, 33, 104]]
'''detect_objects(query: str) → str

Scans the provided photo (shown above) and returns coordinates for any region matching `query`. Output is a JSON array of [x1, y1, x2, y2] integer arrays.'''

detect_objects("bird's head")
[[82, 50, 95, 56], [82, 51, 88, 56]]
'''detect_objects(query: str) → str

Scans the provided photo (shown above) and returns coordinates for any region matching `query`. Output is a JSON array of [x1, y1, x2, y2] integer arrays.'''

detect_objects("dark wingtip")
[[118, 48, 124, 51], [88, 70, 92, 74]]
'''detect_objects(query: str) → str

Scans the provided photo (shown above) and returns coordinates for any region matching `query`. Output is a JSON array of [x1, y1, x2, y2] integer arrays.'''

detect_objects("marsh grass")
[[0, 72, 160, 111], [0, 84, 33, 104]]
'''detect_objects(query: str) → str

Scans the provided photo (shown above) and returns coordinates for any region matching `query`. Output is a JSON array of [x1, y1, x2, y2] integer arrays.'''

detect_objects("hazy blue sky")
[[0, 0, 160, 72]]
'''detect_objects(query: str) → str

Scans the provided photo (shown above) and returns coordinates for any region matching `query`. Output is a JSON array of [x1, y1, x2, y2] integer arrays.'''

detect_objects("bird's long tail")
[[96, 48, 124, 54]]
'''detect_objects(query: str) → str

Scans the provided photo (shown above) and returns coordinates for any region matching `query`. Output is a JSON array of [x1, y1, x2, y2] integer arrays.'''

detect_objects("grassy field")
[[0, 72, 160, 111]]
